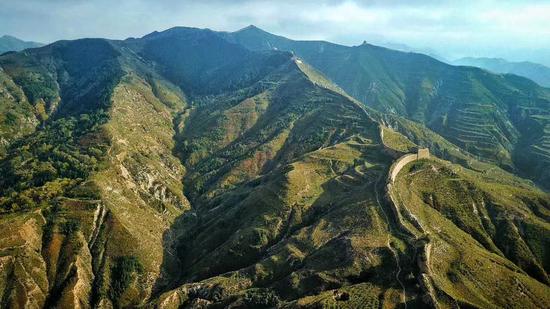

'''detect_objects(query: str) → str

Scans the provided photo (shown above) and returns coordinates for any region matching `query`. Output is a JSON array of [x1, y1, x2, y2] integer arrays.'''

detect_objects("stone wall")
[[389, 154, 417, 183], [388, 148, 430, 183]]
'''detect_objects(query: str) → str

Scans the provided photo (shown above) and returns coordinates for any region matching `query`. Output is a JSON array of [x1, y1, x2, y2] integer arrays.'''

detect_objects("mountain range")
[[453, 57, 550, 88], [0, 35, 43, 54], [0, 25, 548, 308]]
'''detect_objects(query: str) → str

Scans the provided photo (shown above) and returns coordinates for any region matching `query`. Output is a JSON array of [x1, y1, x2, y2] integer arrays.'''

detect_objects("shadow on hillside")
[[151, 146, 417, 304]]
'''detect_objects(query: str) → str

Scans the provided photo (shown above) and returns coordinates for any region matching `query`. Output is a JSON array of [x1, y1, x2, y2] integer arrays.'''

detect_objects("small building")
[[417, 148, 430, 159]]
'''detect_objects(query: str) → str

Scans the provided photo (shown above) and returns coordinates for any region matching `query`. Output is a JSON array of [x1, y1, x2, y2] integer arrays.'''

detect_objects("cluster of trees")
[[242, 289, 280, 308], [109, 256, 143, 300], [0, 111, 109, 212]]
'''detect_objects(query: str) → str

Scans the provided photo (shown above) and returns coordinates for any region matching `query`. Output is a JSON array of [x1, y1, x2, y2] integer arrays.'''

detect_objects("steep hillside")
[[391, 156, 550, 308], [0, 37, 194, 307], [0, 67, 38, 156], [222, 26, 550, 190], [124, 27, 291, 95], [154, 58, 417, 308], [453, 57, 550, 88]]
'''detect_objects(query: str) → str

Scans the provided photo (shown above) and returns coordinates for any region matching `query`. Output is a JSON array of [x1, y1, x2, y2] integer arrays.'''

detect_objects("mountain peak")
[[236, 24, 268, 34]]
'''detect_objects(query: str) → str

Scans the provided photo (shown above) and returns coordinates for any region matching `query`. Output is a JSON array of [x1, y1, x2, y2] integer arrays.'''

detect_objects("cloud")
[[1, 0, 549, 63]]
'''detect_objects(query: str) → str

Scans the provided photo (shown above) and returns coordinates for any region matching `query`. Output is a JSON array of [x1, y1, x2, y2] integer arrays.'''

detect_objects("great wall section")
[[382, 146, 440, 308]]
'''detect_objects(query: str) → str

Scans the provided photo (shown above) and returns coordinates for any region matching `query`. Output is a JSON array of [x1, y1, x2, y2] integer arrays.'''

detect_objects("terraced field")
[[445, 103, 513, 162]]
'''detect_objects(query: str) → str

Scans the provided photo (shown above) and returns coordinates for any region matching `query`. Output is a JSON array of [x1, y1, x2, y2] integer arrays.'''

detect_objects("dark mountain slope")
[[125, 27, 291, 95], [222, 26, 550, 189], [0, 28, 356, 308], [0, 38, 123, 118], [149, 55, 422, 307], [0, 39, 124, 204], [153, 55, 550, 307]]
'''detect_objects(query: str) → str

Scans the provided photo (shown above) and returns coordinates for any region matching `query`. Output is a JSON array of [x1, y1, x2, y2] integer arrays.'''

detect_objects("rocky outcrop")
[[0, 212, 48, 309], [417, 242, 438, 308], [0, 205, 99, 309], [52, 233, 94, 309]]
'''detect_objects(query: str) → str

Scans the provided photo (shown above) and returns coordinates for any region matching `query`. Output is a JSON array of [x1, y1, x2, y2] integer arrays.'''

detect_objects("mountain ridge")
[[453, 56, 550, 88]]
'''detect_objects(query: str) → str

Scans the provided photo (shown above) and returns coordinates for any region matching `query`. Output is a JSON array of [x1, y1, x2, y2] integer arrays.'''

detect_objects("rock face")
[[0, 213, 48, 308], [0, 205, 98, 309]]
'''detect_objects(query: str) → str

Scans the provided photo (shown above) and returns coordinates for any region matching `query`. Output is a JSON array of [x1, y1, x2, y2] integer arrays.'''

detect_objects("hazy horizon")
[[2, 0, 549, 65]]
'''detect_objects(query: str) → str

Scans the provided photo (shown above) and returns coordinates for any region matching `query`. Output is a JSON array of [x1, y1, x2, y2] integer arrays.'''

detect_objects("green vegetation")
[[293, 283, 383, 308], [60, 219, 80, 236], [0, 70, 39, 156], [242, 289, 280, 308], [0, 112, 109, 212], [381, 125, 417, 153], [392, 157, 550, 307], [109, 256, 143, 300]]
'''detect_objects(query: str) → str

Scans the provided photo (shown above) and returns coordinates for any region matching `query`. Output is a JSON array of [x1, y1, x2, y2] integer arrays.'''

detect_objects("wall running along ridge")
[[388, 148, 429, 183]]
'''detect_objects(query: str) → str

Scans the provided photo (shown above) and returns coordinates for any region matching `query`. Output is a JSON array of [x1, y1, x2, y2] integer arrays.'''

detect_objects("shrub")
[[60, 219, 80, 235], [242, 289, 280, 308]]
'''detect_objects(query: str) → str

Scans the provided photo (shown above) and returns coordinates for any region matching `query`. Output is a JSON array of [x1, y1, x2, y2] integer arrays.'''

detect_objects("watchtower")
[[417, 148, 430, 159]]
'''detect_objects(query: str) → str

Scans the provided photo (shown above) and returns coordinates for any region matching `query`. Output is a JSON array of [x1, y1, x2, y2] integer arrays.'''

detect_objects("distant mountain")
[[222, 25, 550, 189], [453, 57, 550, 88], [0, 35, 43, 53], [376, 41, 448, 62]]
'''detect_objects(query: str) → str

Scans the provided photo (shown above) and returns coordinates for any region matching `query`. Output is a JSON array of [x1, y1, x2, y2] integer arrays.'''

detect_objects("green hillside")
[[391, 157, 550, 308]]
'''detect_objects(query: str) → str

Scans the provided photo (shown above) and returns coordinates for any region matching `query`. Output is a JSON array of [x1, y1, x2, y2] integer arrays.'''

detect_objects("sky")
[[1, 0, 550, 64]]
